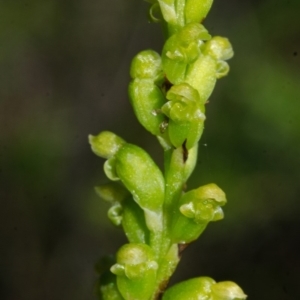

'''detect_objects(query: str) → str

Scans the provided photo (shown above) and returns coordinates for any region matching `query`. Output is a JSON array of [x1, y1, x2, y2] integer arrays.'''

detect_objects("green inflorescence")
[[90, 1, 247, 299]]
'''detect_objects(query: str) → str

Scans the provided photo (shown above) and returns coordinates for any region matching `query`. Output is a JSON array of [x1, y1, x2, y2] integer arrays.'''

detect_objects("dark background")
[[1, 0, 300, 299]]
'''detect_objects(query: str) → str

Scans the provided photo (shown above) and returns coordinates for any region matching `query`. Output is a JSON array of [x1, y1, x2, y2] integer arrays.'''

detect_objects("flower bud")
[[185, 0, 213, 24], [211, 281, 247, 300], [203, 36, 234, 61], [130, 50, 163, 80], [184, 53, 218, 101], [185, 36, 233, 100], [129, 50, 168, 137], [162, 276, 216, 300], [111, 244, 158, 300], [128, 79, 166, 137], [171, 183, 227, 243], [89, 131, 125, 159], [114, 144, 165, 213], [162, 23, 211, 84]]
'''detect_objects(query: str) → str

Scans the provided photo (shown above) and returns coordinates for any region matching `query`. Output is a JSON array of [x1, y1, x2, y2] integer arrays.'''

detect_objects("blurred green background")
[[1, 0, 299, 299]]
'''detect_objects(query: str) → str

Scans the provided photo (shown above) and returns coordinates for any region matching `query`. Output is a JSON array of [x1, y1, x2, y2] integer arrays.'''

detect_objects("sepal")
[[185, 0, 213, 24], [89, 131, 125, 159], [111, 244, 158, 300], [211, 281, 247, 300]]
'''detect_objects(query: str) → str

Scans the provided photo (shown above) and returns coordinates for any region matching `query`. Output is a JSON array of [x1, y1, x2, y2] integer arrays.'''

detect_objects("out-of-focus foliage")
[[0, 0, 299, 299]]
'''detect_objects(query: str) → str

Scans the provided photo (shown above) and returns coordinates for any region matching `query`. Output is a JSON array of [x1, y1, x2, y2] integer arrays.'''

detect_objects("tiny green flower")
[[162, 276, 216, 300], [129, 50, 167, 137], [185, 0, 213, 24], [171, 183, 227, 243], [162, 83, 205, 149], [211, 281, 247, 300], [90, 1, 244, 299], [89, 131, 125, 159], [111, 244, 158, 300], [162, 22, 211, 84]]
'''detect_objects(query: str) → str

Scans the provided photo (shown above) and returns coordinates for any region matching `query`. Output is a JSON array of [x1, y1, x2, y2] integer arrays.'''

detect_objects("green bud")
[[162, 23, 211, 84], [128, 79, 166, 136], [111, 244, 158, 300], [185, 0, 213, 24], [162, 276, 216, 300], [211, 281, 247, 300], [162, 83, 205, 149], [122, 197, 150, 244], [185, 36, 233, 98], [89, 131, 125, 159], [185, 53, 218, 101], [203, 36, 234, 61], [171, 183, 227, 243], [130, 50, 163, 80], [114, 144, 165, 213], [203, 36, 233, 79], [129, 50, 168, 137]]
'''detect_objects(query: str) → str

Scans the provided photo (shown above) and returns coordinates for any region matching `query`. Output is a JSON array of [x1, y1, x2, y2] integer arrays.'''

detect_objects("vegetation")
[[90, 1, 247, 299]]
